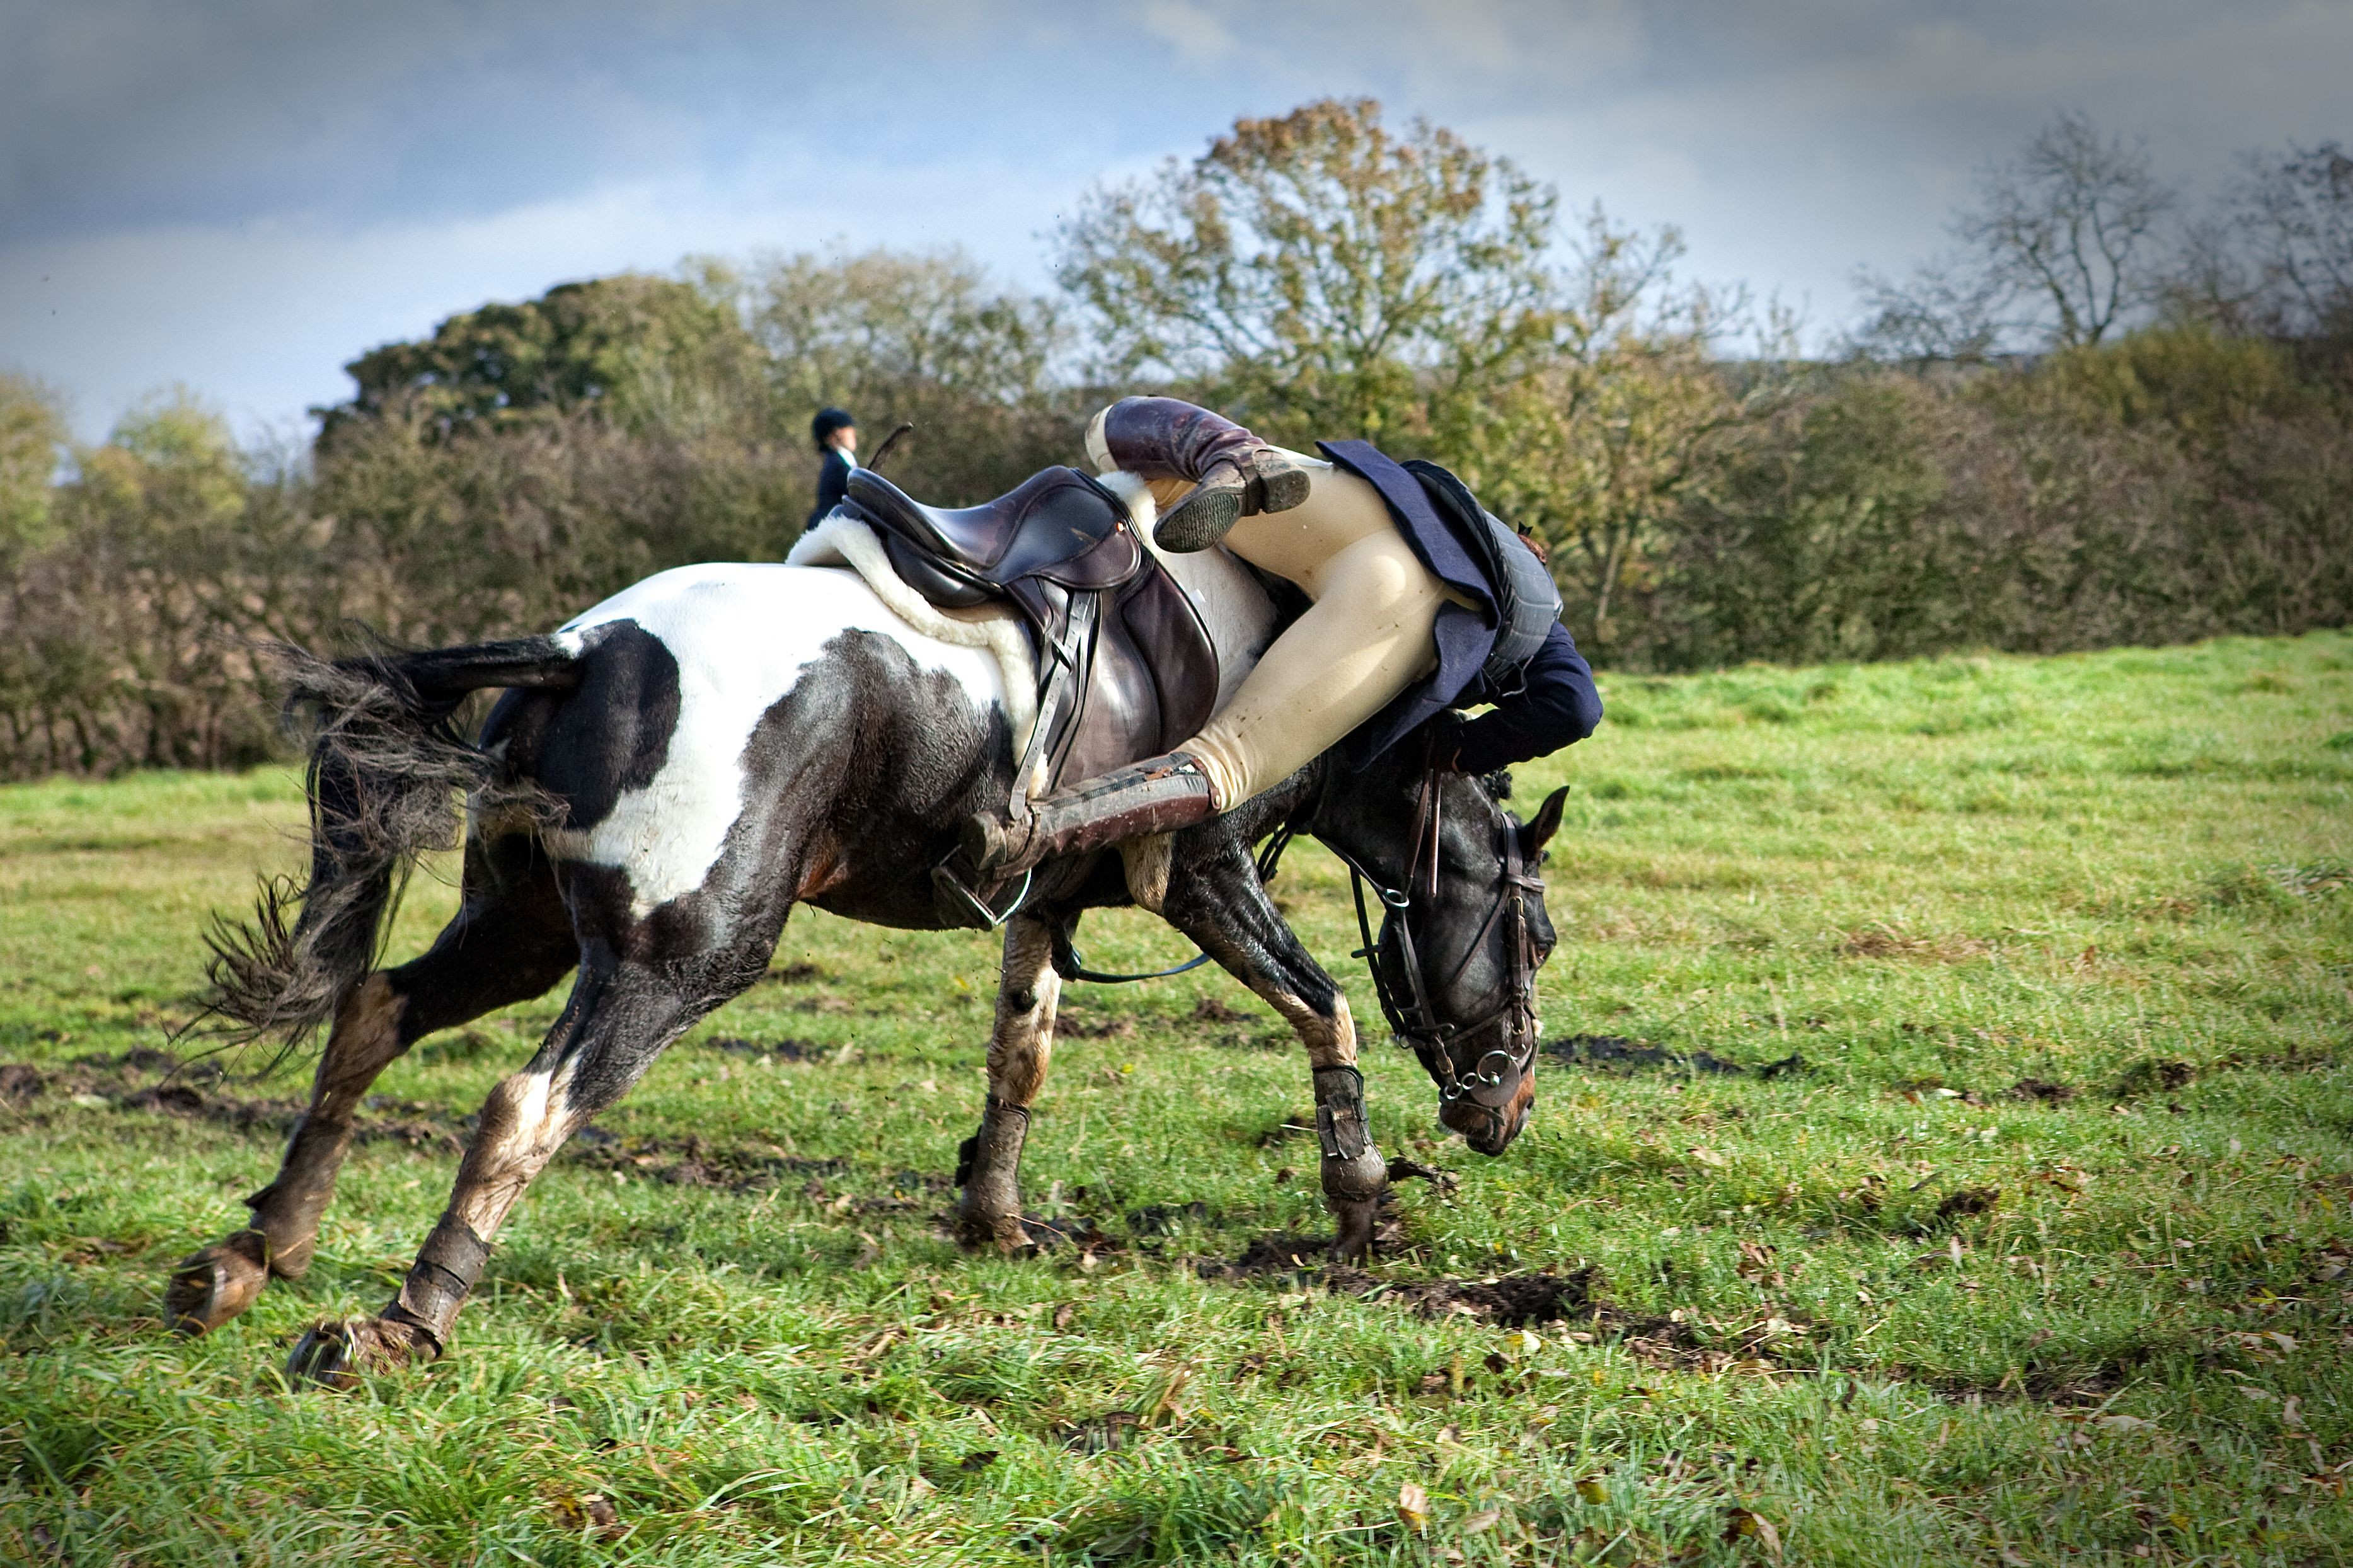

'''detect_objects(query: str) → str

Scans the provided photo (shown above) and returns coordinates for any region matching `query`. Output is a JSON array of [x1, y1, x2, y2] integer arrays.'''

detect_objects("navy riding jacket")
[[805, 448, 854, 532], [1318, 440, 1602, 773]]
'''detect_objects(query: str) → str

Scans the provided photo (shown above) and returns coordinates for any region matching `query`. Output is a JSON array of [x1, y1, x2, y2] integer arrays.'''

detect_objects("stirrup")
[[931, 858, 1032, 930]]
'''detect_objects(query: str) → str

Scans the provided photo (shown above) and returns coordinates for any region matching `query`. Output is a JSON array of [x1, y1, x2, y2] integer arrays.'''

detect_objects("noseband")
[[1316, 769, 1546, 1104]]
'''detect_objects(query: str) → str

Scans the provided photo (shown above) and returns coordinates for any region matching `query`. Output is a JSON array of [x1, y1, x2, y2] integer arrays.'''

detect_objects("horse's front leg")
[[953, 912, 1061, 1252], [1158, 837, 1389, 1261]]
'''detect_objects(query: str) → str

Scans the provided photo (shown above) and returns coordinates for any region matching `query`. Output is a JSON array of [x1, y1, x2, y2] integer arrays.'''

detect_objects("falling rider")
[[961, 396, 1603, 880]]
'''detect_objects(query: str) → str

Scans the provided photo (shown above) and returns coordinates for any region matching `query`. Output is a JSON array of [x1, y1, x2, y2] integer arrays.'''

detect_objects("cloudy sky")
[[5, 0, 2349, 442]]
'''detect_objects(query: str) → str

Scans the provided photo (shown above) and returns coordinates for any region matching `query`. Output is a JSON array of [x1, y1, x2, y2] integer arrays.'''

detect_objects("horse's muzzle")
[[1439, 1073, 1534, 1156]]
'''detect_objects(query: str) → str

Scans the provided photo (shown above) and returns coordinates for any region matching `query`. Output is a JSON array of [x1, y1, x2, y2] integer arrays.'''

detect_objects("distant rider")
[[804, 407, 858, 534], [962, 397, 1602, 876]]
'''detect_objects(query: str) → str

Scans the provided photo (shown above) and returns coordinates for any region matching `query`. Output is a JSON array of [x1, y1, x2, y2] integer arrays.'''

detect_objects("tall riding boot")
[[1093, 397, 1312, 551], [962, 752, 1219, 880]]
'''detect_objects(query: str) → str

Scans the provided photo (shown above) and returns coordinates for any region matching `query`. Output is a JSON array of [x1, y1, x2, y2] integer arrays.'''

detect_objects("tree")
[[2217, 141, 2353, 340], [0, 374, 69, 549], [319, 273, 765, 445], [714, 246, 1074, 503], [1850, 261, 2006, 364], [1054, 97, 1566, 445], [1856, 113, 2175, 358], [1441, 214, 1783, 652], [730, 246, 1063, 413]]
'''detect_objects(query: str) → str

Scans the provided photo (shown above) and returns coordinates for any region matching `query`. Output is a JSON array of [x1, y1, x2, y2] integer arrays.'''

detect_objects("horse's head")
[[1321, 756, 1568, 1157]]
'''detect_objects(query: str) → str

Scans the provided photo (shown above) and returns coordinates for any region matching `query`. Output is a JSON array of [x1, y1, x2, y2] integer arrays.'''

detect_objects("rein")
[[1064, 764, 1546, 1075], [1318, 768, 1546, 1104]]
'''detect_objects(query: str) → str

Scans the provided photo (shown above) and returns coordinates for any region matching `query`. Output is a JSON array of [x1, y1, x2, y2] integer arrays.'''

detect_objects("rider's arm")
[[1442, 621, 1602, 774]]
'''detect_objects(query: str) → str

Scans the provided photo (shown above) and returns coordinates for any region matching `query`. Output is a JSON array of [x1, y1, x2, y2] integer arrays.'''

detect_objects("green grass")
[[2, 632, 2350, 1565]]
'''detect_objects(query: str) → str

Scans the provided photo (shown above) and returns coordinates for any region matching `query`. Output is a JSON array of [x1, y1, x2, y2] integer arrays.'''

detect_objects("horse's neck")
[[1311, 758, 1485, 894]]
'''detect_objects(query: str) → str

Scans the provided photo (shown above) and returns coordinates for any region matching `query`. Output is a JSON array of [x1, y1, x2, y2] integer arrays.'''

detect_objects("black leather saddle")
[[837, 466, 1221, 803], [845, 466, 1141, 622]]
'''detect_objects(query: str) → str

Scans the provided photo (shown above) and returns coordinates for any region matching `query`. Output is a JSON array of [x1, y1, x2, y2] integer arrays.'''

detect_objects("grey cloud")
[[0, 0, 1133, 244], [4, 0, 2348, 437]]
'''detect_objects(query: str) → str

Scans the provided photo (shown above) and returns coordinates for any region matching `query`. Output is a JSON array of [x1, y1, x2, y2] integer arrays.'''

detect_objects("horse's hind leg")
[[953, 913, 1062, 1252], [168, 835, 573, 1335], [284, 932, 757, 1385]]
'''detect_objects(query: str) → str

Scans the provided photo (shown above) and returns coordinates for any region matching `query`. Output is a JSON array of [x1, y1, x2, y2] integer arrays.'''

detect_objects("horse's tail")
[[197, 636, 582, 1055]]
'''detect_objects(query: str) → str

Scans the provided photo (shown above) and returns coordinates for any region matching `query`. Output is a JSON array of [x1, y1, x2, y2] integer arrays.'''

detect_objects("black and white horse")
[[170, 552, 1567, 1385]]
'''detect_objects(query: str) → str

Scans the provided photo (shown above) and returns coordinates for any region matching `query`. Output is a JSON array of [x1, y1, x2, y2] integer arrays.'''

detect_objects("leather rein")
[[1265, 766, 1546, 1104]]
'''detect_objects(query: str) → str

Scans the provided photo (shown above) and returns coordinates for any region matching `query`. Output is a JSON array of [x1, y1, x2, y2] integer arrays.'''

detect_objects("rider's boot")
[[962, 752, 1219, 881], [1091, 398, 1313, 552]]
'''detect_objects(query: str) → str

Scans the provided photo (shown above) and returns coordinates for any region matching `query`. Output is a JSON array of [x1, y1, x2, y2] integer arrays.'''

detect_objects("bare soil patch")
[[1544, 1035, 1805, 1079], [0, 1050, 463, 1149], [1839, 925, 1996, 962]]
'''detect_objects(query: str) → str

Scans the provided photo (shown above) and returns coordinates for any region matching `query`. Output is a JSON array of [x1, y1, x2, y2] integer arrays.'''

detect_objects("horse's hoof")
[[285, 1315, 434, 1390], [952, 1205, 1032, 1255], [1326, 1196, 1382, 1264], [166, 1230, 270, 1336], [1327, 1232, 1373, 1264]]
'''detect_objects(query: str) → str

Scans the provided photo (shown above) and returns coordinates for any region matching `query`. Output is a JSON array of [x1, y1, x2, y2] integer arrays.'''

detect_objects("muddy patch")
[[1914, 1346, 2158, 1406], [2114, 1058, 2198, 1097], [0, 1052, 464, 1150], [1544, 1036, 1804, 1079], [703, 1036, 835, 1063], [1200, 1244, 1810, 1374], [1127, 1201, 1211, 1236], [1019, 1215, 1119, 1256], [1934, 1186, 2001, 1222], [1341, 1268, 1602, 1328]]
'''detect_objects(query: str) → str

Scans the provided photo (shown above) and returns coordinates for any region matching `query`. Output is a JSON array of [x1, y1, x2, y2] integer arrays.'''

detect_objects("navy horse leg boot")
[[1091, 398, 1312, 552]]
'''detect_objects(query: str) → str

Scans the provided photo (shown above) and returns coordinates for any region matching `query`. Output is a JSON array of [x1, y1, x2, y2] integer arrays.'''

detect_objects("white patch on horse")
[[789, 513, 1041, 778], [543, 564, 1007, 915]]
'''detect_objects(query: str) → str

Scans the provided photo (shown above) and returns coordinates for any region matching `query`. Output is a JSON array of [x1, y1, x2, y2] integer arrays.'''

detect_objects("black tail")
[[198, 635, 580, 1055]]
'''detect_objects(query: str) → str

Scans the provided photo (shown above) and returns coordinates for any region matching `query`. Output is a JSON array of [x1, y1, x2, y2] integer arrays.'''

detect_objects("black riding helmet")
[[810, 406, 855, 452]]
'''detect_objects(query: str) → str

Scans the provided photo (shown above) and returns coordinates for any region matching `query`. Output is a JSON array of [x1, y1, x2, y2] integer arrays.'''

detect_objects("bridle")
[[1267, 763, 1548, 1105]]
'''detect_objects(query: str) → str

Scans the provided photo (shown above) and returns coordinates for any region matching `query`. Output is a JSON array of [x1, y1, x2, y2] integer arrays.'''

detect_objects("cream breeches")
[[1086, 415, 1448, 808]]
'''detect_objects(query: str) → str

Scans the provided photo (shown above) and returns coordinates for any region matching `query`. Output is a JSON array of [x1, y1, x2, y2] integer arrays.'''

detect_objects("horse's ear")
[[1517, 786, 1569, 859]]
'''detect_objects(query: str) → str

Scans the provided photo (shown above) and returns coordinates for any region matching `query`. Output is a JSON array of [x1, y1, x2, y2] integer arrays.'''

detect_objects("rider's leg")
[[964, 459, 1446, 874], [1181, 520, 1444, 809], [1084, 398, 1313, 551]]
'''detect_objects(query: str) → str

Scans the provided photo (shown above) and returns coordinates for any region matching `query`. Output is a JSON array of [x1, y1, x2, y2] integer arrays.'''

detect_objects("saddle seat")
[[835, 464, 1221, 833], [844, 467, 1141, 612]]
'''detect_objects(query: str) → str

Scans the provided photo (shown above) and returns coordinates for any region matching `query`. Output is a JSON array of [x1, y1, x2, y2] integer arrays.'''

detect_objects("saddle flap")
[[1120, 564, 1219, 751], [1044, 554, 1221, 787]]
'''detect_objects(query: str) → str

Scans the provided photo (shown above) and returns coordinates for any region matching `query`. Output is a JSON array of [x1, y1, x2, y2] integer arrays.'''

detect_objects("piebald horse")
[[170, 550, 1566, 1385]]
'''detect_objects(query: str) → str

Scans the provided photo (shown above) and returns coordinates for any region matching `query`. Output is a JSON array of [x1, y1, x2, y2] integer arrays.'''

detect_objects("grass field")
[[3, 632, 2350, 1566]]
